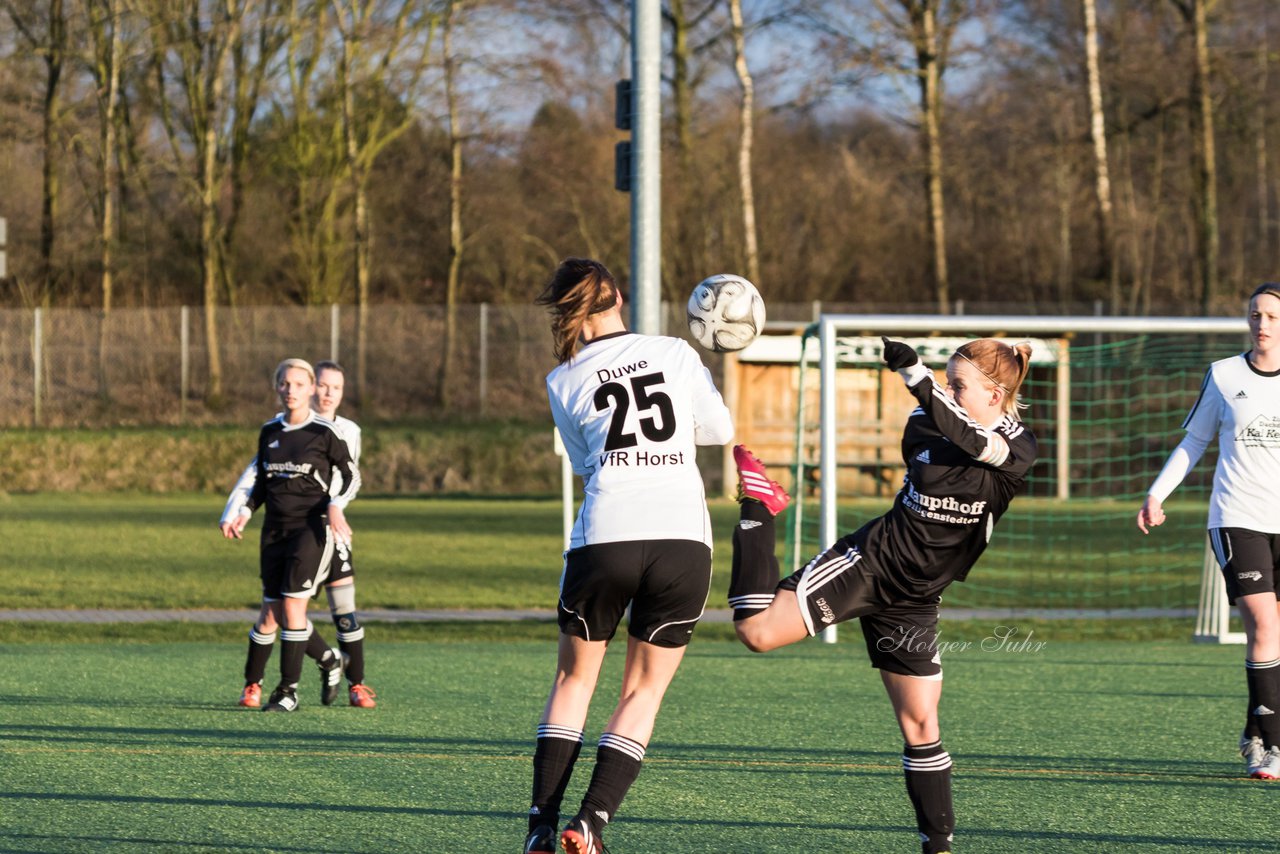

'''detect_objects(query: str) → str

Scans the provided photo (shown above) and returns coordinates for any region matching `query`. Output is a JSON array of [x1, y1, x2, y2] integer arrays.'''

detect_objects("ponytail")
[[536, 258, 618, 363]]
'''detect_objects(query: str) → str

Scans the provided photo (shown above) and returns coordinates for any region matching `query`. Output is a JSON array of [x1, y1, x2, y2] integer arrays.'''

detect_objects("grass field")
[[4, 493, 1255, 852], [7, 492, 1211, 614], [2, 638, 1266, 853]]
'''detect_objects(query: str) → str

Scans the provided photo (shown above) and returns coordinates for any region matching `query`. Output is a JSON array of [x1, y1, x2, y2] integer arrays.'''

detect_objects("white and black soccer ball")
[[686, 274, 765, 352]]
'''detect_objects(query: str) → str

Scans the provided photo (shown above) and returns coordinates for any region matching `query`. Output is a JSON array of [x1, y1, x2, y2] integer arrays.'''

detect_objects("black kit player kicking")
[[728, 337, 1036, 854], [220, 358, 359, 712]]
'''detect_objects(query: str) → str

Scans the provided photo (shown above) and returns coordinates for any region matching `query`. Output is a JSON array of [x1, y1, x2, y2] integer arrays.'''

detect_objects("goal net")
[[782, 314, 1249, 643]]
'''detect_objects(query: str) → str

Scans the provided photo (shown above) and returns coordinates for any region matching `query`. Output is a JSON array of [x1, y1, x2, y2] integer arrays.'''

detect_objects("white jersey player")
[[523, 258, 733, 854], [547, 330, 733, 550], [1139, 283, 1280, 779]]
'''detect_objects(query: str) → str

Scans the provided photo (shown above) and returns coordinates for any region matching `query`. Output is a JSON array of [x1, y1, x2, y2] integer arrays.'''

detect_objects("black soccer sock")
[[1246, 658, 1280, 746], [729, 500, 780, 620], [577, 733, 645, 836], [529, 724, 583, 832], [902, 740, 955, 854], [305, 622, 333, 662], [333, 612, 366, 685], [1244, 658, 1267, 740], [243, 625, 276, 685], [279, 624, 309, 691]]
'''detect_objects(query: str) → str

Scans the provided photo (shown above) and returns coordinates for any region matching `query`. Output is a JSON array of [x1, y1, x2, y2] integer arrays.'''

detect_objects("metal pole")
[[630, 0, 661, 335], [32, 306, 42, 426], [818, 317, 837, 643], [330, 303, 340, 362], [1056, 338, 1070, 500], [554, 428, 574, 550], [180, 305, 190, 423], [479, 302, 489, 416]]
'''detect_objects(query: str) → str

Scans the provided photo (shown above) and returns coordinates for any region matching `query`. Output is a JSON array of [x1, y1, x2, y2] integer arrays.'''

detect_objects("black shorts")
[[260, 518, 334, 600], [327, 535, 355, 585], [558, 539, 712, 648], [1211, 527, 1280, 604], [779, 535, 943, 678]]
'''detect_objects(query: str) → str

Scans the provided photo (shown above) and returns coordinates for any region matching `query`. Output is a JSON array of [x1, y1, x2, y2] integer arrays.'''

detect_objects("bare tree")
[[331, 0, 438, 404], [3, 0, 67, 303], [810, 0, 982, 312], [83, 0, 126, 398], [1081, 0, 1116, 307], [143, 0, 251, 402], [223, 0, 288, 303], [272, 0, 349, 305], [1170, 0, 1220, 312], [438, 0, 463, 406]]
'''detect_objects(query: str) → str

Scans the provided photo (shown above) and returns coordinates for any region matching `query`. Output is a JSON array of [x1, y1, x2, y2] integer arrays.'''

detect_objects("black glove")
[[881, 336, 920, 371]]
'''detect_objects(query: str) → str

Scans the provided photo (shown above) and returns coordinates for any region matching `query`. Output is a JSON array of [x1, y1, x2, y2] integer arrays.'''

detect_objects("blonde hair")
[[952, 339, 1033, 418], [535, 257, 619, 363], [273, 358, 315, 386]]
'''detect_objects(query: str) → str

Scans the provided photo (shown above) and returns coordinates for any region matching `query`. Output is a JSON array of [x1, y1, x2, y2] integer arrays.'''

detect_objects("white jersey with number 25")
[[546, 332, 734, 549]]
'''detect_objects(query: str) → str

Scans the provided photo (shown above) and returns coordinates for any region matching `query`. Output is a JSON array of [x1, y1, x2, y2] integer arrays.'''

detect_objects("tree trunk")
[[1175, 0, 1220, 312], [98, 0, 123, 401], [729, 0, 759, 285], [200, 5, 237, 403], [914, 1, 949, 312], [337, 1, 370, 404], [1081, 0, 1116, 308], [40, 0, 65, 302], [1256, 27, 1269, 262], [440, 0, 463, 409]]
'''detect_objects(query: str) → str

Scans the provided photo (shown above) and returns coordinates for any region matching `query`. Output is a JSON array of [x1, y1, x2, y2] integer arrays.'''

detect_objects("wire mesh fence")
[[0, 299, 1223, 428]]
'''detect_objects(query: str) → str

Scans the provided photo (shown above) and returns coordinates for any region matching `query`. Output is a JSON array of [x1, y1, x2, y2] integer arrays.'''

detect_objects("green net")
[[784, 331, 1248, 613]]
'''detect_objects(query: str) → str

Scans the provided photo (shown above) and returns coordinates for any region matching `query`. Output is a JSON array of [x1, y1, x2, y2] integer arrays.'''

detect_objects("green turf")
[[7, 493, 1212, 614], [0, 638, 1266, 852]]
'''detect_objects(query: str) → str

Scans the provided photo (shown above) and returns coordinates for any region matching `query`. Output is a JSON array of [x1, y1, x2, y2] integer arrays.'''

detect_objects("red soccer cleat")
[[349, 683, 378, 709], [560, 817, 607, 854], [733, 445, 791, 516], [238, 682, 262, 708]]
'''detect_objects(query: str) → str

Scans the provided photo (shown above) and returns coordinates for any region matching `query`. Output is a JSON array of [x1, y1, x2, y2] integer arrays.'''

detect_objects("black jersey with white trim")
[[855, 373, 1037, 601], [245, 412, 358, 527]]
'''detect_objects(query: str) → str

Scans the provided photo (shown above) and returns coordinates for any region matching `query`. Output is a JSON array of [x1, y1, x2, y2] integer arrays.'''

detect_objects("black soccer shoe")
[[262, 685, 299, 712], [522, 824, 556, 853], [319, 647, 343, 706]]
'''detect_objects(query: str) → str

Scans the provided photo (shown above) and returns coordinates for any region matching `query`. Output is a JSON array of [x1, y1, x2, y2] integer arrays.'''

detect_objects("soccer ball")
[[686, 274, 765, 352]]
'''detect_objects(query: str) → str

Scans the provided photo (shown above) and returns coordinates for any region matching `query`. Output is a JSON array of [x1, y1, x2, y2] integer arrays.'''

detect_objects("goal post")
[[799, 313, 1248, 643]]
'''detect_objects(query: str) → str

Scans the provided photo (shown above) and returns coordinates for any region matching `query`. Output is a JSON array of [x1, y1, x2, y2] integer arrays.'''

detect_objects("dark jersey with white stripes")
[[854, 374, 1037, 601], [246, 413, 359, 527]]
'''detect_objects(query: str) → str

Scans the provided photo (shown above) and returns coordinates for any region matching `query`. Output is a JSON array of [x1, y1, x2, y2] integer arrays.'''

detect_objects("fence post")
[[478, 302, 489, 415], [32, 306, 42, 426], [180, 305, 190, 423], [330, 303, 340, 362]]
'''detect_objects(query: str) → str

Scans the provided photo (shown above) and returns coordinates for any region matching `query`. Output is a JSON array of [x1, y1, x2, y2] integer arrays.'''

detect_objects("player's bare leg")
[[734, 589, 810, 653], [562, 637, 683, 854], [883, 671, 953, 854], [526, 635, 608, 850]]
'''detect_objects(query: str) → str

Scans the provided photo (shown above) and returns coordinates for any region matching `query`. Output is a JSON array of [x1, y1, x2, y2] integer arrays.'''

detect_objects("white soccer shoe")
[[1250, 744, 1280, 780], [1241, 734, 1267, 777]]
